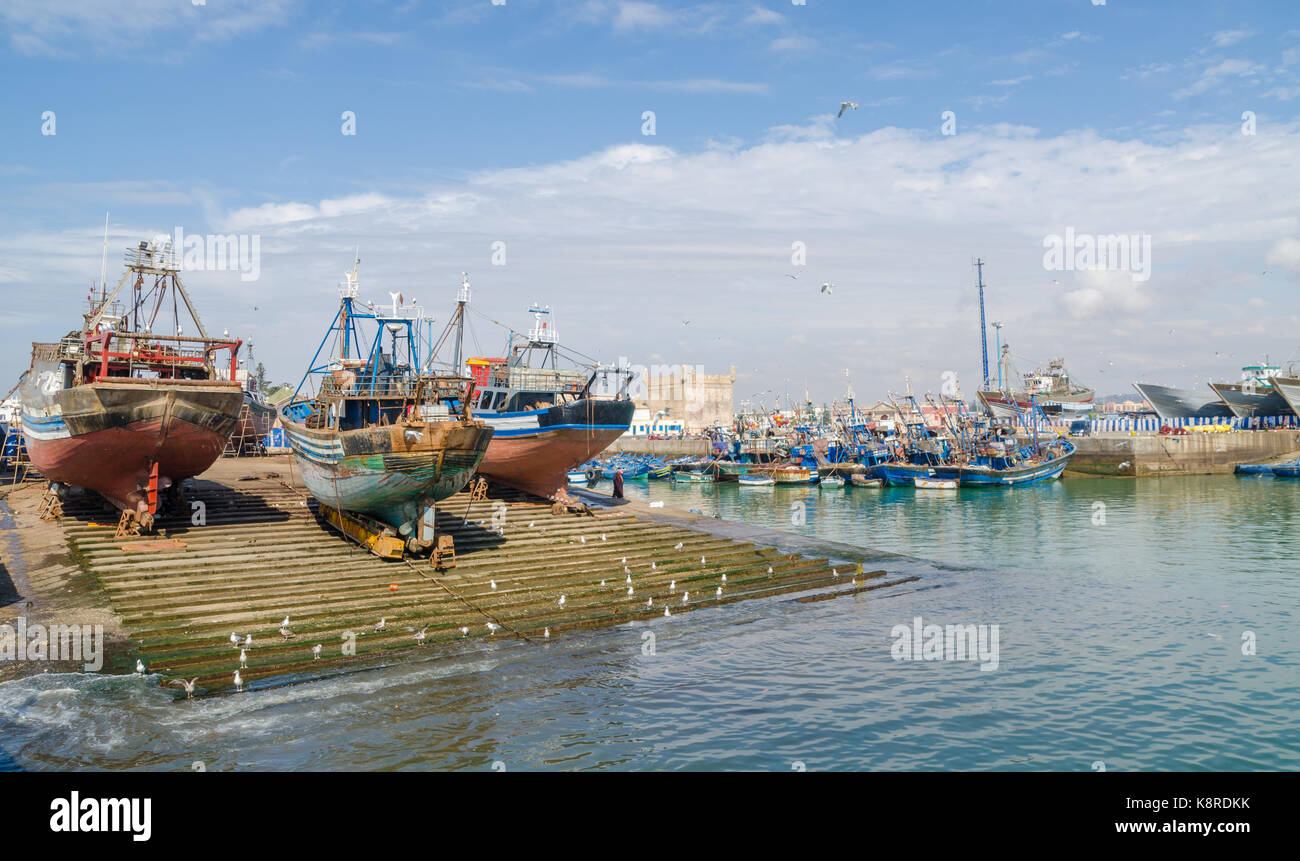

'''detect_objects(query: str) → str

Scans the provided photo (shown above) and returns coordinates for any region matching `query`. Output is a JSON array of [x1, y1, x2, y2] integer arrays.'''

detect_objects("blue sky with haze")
[[2, 0, 1298, 403]]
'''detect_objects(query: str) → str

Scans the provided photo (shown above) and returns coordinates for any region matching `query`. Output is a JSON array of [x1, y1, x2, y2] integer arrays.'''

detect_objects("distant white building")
[[625, 407, 685, 438]]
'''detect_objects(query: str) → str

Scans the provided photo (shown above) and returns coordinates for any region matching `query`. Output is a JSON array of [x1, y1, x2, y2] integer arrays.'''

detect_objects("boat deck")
[[4, 456, 918, 696]]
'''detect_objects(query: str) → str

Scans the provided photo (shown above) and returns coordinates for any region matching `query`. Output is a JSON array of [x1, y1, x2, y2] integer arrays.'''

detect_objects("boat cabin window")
[[478, 390, 493, 410], [492, 391, 508, 410]]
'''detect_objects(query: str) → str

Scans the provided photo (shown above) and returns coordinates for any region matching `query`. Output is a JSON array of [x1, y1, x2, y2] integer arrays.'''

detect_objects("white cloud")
[[1, 0, 296, 56], [769, 34, 818, 54], [1210, 29, 1252, 47], [1266, 237, 1300, 276], [1173, 58, 1264, 99]]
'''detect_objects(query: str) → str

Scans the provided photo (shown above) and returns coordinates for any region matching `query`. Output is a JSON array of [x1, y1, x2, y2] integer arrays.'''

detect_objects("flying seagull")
[[837, 101, 858, 118], [820, 282, 834, 295]]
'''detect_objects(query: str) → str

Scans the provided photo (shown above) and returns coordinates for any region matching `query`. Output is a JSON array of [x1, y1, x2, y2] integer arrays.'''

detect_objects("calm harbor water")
[[2, 474, 1297, 771]]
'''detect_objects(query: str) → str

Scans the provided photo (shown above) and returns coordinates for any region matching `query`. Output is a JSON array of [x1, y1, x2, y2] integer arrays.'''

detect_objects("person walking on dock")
[[613, 468, 624, 499]]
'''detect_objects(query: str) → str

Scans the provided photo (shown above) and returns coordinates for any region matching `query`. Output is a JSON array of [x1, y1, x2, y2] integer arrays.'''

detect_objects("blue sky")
[[2, 0, 1298, 403]]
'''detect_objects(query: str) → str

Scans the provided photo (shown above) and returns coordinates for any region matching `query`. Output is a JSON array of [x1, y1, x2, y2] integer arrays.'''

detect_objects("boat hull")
[[1132, 382, 1231, 420], [20, 378, 242, 512], [1270, 377, 1300, 419], [476, 398, 634, 499], [284, 418, 492, 529], [1207, 382, 1294, 418], [978, 389, 1093, 419]]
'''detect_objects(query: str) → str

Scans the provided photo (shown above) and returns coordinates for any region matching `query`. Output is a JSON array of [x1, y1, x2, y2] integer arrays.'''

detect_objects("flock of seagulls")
[[166, 527, 772, 700]]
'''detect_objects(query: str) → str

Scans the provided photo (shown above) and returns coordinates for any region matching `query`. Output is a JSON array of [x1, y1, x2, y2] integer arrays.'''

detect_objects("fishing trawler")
[[1207, 361, 1295, 419], [280, 263, 493, 556], [978, 348, 1094, 418], [18, 239, 244, 532], [435, 276, 634, 500]]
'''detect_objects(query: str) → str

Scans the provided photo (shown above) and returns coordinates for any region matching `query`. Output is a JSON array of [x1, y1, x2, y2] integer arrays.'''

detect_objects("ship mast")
[[454, 272, 470, 373], [975, 257, 990, 389]]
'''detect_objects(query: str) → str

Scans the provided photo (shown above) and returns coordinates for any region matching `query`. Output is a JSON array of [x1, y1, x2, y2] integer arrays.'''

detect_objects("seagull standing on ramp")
[[239, 649, 248, 669], [135, 659, 146, 675], [312, 644, 322, 660], [233, 670, 244, 693]]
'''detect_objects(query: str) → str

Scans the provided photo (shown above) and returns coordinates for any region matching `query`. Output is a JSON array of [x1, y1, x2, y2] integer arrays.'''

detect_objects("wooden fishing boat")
[[818, 474, 845, 488], [914, 477, 958, 490], [673, 470, 714, 483], [281, 264, 493, 555], [771, 466, 813, 484], [738, 474, 775, 487], [19, 240, 244, 532], [850, 475, 882, 488], [1272, 461, 1300, 478]]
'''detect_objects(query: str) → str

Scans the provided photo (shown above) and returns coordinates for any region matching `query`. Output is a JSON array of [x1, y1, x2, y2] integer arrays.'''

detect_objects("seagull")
[[832, 568, 839, 578], [281, 615, 290, 627], [239, 649, 248, 668], [486, 622, 500, 635], [674, 541, 683, 550], [374, 618, 387, 633], [528, 521, 535, 528], [600, 579, 606, 587], [169, 678, 199, 699], [621, 557, 627, 564], [669, 580, 676, 591], [837, 100, 858, 118], [721, 572, 727, 582], [820, 282, 834, 295], [312, 644, 322, 660], [664, 607, 671, 617], [233, 670, 243, 693], [786, 271, 802, 280], [135, 659, 146, 675], [580, 536, 585, 544], [544, 627, 550, 638], [229, 632, 241, 648], [701, 556, 706, 566], [557, 594, 567, 607], [601, 534, 607, 541], [490, 579, 497, 590], [460, 626, 470, 637], [682, 591, 689, 603], [279, 626, 296, 640], [626, 573, 632, 585], [243, 634, 253, 649], [716, 586, 722, 598], [412, 625, 428, 645], [646, 597, 653, 609], [682, 319, 690, 326], [651, 562, 656, 571], [768, 566, 773, 575], [624, 566, 631, 575], [627, 585, 634, 596]]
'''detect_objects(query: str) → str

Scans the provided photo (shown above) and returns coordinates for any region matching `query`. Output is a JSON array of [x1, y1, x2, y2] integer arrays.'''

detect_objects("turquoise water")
[[1, 474, 1297, 770]]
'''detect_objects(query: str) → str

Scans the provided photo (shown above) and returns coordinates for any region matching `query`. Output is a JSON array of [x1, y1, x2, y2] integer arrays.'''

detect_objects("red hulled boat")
[[19, 240, 244, 532]]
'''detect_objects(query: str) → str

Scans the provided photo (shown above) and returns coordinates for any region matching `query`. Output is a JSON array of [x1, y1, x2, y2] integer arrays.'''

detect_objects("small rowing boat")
[[818, 474, 845, 488], [738, 474, 775, 487], [914, 477, 958, 490], [850, 475, 882, 488]]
